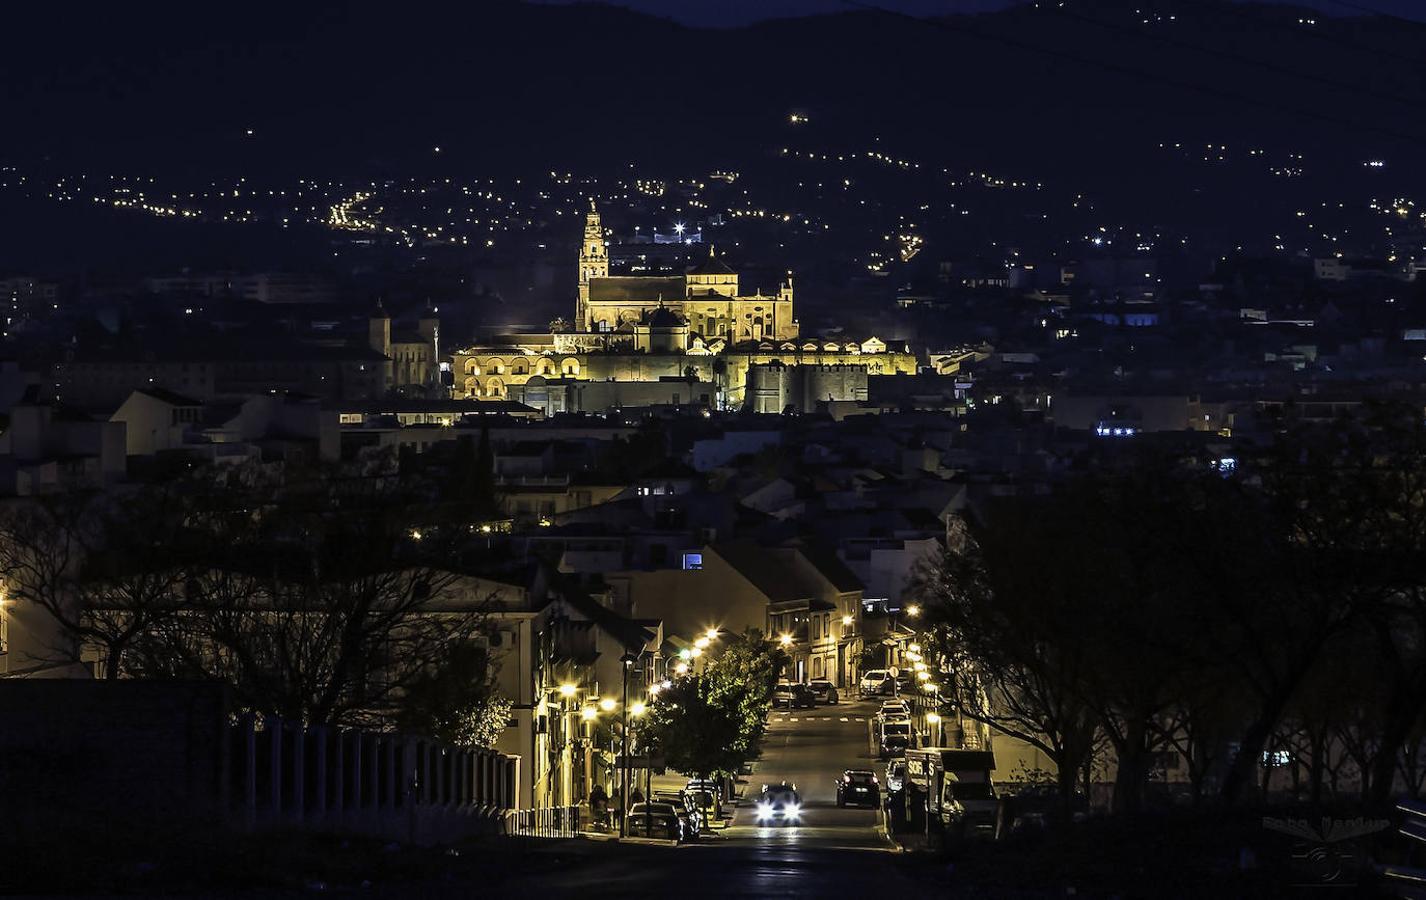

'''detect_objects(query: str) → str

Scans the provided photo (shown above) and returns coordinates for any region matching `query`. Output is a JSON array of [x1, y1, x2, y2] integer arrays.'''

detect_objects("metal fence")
[[230, 713, 520, 844], [505, 804, 581, 838]]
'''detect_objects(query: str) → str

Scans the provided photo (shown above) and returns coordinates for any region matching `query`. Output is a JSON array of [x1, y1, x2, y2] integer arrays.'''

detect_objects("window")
[[682, 552, 703, 571]]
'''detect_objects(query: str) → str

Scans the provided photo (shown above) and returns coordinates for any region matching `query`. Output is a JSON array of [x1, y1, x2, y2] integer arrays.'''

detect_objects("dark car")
[[627, 802, 684, 841], [754, 783, 803, 826], [775, 683, 816, 709], [808, 678, 839, 704], [652, 789, 702, 839], [836, 769, 881, 808]]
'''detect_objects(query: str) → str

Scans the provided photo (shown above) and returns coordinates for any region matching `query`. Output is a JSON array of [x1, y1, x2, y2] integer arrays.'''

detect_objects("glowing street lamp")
[[926, 712, 941, 725], [694, 636, 711, 650], [581, 707, 597, 721], [558, 683, 577, 699], [674, 662, 690, 675], [599, 697, 617, 713], [916, 670, 931, 681], [648, 683, 662, 696], [704, 628, 720, 642], [630, 702, 646, 717], [678, 648, 693, 661], [841, 615, 853, 627], [908, 643, 921, 653], [906, 604, 922, 618], [690, 646, 704, 659], [779, 634, 793, 647]]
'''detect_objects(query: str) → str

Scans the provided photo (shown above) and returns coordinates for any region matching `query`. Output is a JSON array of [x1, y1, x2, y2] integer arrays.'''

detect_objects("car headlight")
[[785, 803, 801, 820], [755, 802, 773, 821]]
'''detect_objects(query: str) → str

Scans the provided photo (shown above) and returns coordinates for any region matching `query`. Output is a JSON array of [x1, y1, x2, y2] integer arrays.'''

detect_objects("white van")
[[859, 669, 892, 697]]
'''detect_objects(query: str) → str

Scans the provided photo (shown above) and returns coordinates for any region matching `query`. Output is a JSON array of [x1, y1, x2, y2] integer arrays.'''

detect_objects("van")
[[859, 669, 892, 697]]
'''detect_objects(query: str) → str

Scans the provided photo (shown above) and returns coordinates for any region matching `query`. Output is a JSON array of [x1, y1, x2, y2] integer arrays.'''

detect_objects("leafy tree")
[[636, 674, 745, 782], [396, 641, 510, 748]]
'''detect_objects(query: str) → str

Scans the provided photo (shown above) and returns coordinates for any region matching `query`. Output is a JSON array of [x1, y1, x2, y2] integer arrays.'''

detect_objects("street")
[[502, 696, 924, 897], [721, 695, 891, 851]]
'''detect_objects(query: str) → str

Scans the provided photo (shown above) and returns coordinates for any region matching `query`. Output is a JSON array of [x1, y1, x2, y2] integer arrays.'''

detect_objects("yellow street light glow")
[[558, 683, 577, 698], [581, 707, 597, 721], [908, 643, 921, 653], [906, 604, 922, 617], [599, 697, 617, 712], [916, 670, 931, 681], [841, 615, 853, 626], [705, 628, 720, 641], [694, 637, 711, 650], [927, 712, 941, 725], [779, 634, 793, 647], [675, 662, 690, 675], [690, 646, 704, 658], [648, 683, 662, 696], [630, 702, 646, 716], [913, 661, 927, 672], [906, 651, 922, 662]]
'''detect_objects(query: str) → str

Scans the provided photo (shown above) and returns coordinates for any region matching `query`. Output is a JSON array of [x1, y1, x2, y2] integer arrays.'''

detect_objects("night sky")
[[533, 0, 1426, 27]]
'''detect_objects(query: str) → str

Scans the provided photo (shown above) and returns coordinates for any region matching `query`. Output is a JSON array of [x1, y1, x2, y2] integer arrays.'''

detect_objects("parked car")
[[684, 779, 722, 820], [859, 669, 893, 696], [754, 782, 803, 826], [652, 789, 702, 839], [626, 802, 685, 841], [774, 682, 817, 709], [878, 719, 915, 758], [836, 769, 881, 808], [808, 678, 839, 704], [880, 698, 910, 718], [885, 759, 907, 794]]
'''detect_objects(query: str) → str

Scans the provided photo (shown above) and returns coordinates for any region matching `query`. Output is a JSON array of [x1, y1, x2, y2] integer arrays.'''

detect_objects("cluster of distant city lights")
[[1, 119, 1419, 274]]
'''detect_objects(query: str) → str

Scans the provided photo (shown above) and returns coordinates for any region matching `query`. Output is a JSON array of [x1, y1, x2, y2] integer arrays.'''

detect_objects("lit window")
[[682, 552, 703, 571]]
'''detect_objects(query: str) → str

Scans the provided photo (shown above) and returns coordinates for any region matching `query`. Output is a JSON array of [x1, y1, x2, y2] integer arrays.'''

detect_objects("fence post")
[[241, 713, 257, 830], [314, 727, 328, 823], [291, 724, 306, 824], [331, 729, 343, 822], [269, 717, 284, 819]]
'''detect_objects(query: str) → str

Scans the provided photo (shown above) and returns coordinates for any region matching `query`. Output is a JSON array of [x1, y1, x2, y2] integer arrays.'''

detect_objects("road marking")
[[789, 718, 798, 722], [840, 717, 849, 722], [855, 716, 865, 721]]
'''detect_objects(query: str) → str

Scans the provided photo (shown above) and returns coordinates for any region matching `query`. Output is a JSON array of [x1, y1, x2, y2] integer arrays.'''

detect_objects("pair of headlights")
[[754, 801, 802, 821]]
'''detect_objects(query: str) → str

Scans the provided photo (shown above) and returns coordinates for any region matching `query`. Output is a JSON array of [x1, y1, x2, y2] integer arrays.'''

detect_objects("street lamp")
[[599, 697, 617, 713], [694, 637, 710, 650], [906, 604, 922, 618], [841, 614, 853, 627], [581, 706, 597, 721], [909, 643, 921, 653], [674, 662, 689, 675], [559, 683, 577, 699], [630, 702, 646, 717], [704, 628, 720, 642], [779, 634, 793, 647]]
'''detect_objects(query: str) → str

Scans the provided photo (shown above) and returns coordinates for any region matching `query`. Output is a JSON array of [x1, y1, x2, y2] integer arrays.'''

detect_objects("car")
[[880, 698, 910, 718], [807, 678, 839, 704], [773, 682, 814, 709], [754, 783, 803, 826], [859, 669, 893, 696], [836, 769, 881, 808], [878, 719, 914, 758], [652, 789, 703, 839], [626, 802, 685, 841], [684, 779, 722, 819], [885, 759, 907, 795]]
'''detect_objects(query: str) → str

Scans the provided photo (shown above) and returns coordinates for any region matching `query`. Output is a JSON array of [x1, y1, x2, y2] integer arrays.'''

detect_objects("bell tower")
[[576, 199, 608, 330]]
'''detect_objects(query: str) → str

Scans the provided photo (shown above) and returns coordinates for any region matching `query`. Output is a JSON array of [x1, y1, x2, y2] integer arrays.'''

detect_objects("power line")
[[836, 0, 1426, 146]]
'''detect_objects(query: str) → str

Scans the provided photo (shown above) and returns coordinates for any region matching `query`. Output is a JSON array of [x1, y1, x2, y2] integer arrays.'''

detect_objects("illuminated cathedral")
[[450, 202, 916, 410]]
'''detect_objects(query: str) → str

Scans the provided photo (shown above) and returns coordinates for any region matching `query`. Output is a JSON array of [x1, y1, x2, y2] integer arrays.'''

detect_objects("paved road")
[[723, 695, 890, 852], [491, 697, 920, 897]]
